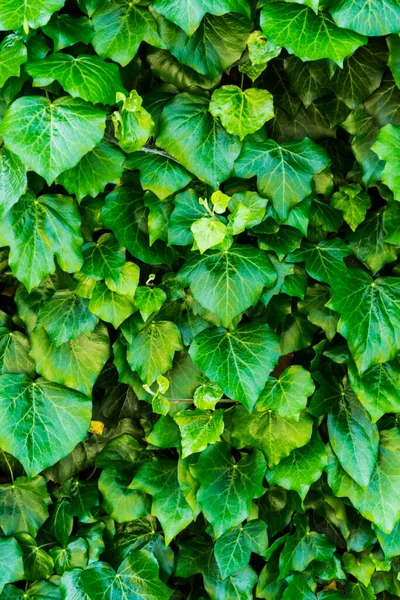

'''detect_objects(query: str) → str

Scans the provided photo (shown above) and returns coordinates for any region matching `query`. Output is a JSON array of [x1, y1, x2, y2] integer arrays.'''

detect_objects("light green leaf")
[[260, 3, 366, 66], [0, 192, 83, 292], [174, 409, 224, 458], [256, 365, 315, 420], [26, 53, 125, 105], [288, 239, 353, 285], [0, 147, 27, 218], [191, 217, 228, 254], [342, 552, 375, 587], [327, 269, 400, 372], [131, 459, 194, 545], [0, 374, 91, 477], [81, 233, 125, 282], [151, 0, 250, 36], [331, 184, 371, 231], [0, 0, 65, 32], [157, 93, 242, 189], [29, 323, 110, 397], [193, 382, 223, 410], [214, 519, 268, 580], [92, 2, 164, 66], [209, 86, 274, 140], [231, 404, 313, 467], [0, 476, 50, 537], [0, 35, 26, 88], [326, 428, 400, 533], [234, 137, 329, 219], [0, 96, 106, 185], [126, 321, 183, 385], [134, 287, 166, 322], [372, 124, 400, 201], [125, 150, 191, 201], [0, 538, 24, 594], [0, 328, 35, 377], [190, 323, 280, 412], [58, 142, 125, 202], [105, 262, 140, 299], [42, 14, 94, 51], [192, 442, 266, 537], [37, 289, 98, 347], [266, 429, 327, 501], [178, 244, 276, 327], [113, 91, 154, 153], [329, 0, 400, 36], [89, 283, 135, 329]]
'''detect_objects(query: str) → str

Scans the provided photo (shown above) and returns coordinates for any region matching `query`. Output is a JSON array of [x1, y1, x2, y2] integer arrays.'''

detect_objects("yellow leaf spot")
[[89, 421, 104, 435]]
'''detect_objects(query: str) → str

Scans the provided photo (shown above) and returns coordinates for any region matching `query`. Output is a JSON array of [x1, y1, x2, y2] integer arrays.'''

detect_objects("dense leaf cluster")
[[0, 0, 400, 598]]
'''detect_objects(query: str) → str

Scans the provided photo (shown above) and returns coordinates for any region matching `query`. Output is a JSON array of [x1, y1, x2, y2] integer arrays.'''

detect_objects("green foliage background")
[[0, 0, 399, 598]]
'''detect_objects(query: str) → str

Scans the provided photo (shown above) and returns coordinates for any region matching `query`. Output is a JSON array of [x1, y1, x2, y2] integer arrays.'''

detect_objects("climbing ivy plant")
[[0, 0, 399, 598]]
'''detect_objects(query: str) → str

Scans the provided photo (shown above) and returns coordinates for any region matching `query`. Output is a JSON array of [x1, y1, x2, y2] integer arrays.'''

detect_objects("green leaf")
[[260, 3, 366, 66], [383, 201, 400, 244], [191, 217, 228, 254], [374, 521, 400, 560], [266, 429, 327, 501], [131, 459, 194, 545], [190, 323, 280, 412], [192, 442, 266, 537], [0, 0, 64, 31], [157, 93, 242, 189], [0, 538, 23, 594], [81, 233, 125, 282], [326, 428, 400, 533], [372, 124, 400, 201], [209, 86, 274, 140], [214, 519, 268, 579], [0, 374, 91, 477], [0, 147, 27, 219], [126, 321, 183, 385], [288, 239, 353, 285], [0, 192, 83, 292], [47, 499, 74, 547], [178, 244, 276, 327], [342, 552, 375, 587], [16, 533, 54, 581], [348, 210, 399, 274], [0, 35, 26, 88], [50, 537, 88, 576], [29, 323, 110, 396], [151, 0, 250, 36], [134, 287, 166, 322], [234, 137, 329, 219], [0, 96, 106, 185], [0, 328, 35, 377], [168, 189, 209, 246], [282, 574, 316, 600], [329, 0, 400, 36], [298, 284, 339, 341], [88, 283, 135, 329], [327, 391, 379, 486], [256, 365, 315, 420], [26, 53, 125, 105], [61, 550, 172, 600], [42, 14, 94, 51], [174, 408, 224, 458], [37, 289, 98, 347], [58, 142, 125, 202], [327, 269, 400, 373], [0, 476, 50, 537], [112, 91, 154, 154], [331, 184, 371, 231], [92, 3, 164, 66], [231, 405, 313, 467]]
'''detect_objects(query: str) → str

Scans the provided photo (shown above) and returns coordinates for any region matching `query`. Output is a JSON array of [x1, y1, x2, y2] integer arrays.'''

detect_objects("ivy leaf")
[[192, 442, 266, 537], [342, 552, 375, 587], [0, 328, 35, 377], [191, 217, 228, 254], [372, 124, 400, 201], [231, 405, 313, 467], [0, 476, 51, 537], [374, 521, 400, 560], [256, 365, 315, 420], [88, 284, 135, 329], [134, 287, 166, 322], [330, 184, 371, 231], [157, 93, 242, 189], [348, 210, 398, 275], [125, 150, 191, 201], [327, 269, 400, 373], [266, 429, 327, 501], [57, 142, 125, 202], [190, 323, 280, 412], [131, 459, 194, 545], [16, 533, 55, 581], [26, 53, 125, 105], [61, 550, 172, 600], [174, 409, 224, 458], [214, 519, 268, 580], [0, 374, 91, 477], [298, 284, 339, 341], [151, 0, 250, 36], [37, 290, 98, 347], [92, 2, 164, 66], [282, 574, 316, 600], [288, 239, 353, 285], [29, 323, 110, 397], [168, 189, 209, 246], [81, 233, 125, 282], [0, 35, 26, 88], [209, 86, 274, 140], [0, 538, 24, 594], [329, 0, 400, 36], [0, 147, 27, 218], [126, 321, 183, 385], [234, 137, 329, 219], [0, 192, 83, 292], [0, 0, 64, 32], [42, 14, 94, 51], [178, 244, 277, 328], [0, 96, 106, 185], [105, 262, 140, 299], [260, 3, 366, 66], [327, 391, 379, 486], [326, 428, 400, 533], [112, 91, 154, 154], [51, 537, 88, 576]]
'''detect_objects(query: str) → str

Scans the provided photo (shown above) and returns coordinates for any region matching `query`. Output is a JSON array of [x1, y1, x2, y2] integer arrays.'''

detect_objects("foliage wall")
[[0, 0, 400, 598]]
